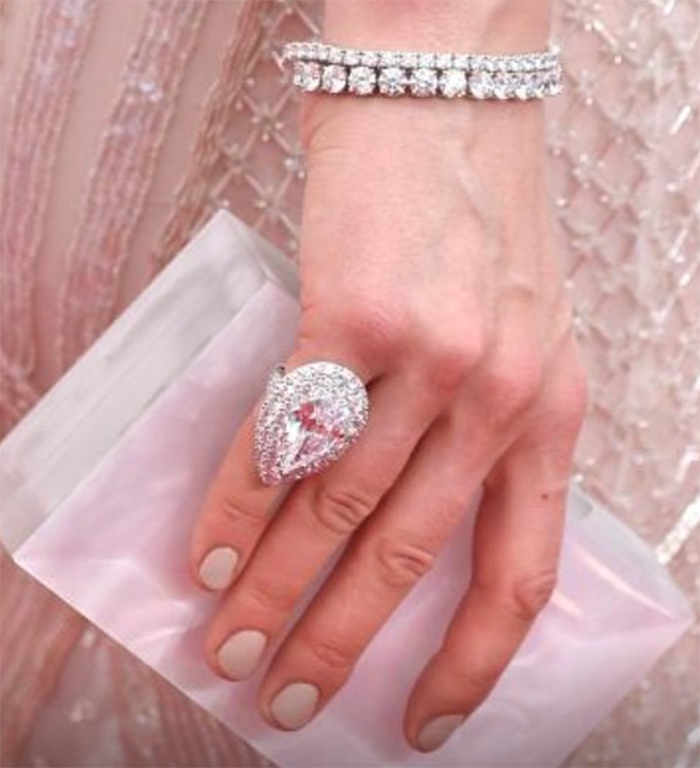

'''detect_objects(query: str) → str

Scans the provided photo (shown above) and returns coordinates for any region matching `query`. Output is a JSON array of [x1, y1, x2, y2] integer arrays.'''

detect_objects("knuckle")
[[548, 368, 590, 435], [337, 304, 406, 358], [311, 483, 375, 536], [505, 568, 558, 623], [218, 491, 264, 531], [244, 576, 297, 614], [453, 661, 502, 699], [374, 534, 437, 588], [299, 631, 356, 672], [428, 334, 485, 396], [486, 358, 543, 425]]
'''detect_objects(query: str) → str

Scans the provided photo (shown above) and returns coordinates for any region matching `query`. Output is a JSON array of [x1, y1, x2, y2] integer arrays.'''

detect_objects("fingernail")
[[417, 714, 465, 752], [198, 547, 239, 590], [269, 682, 320, 730], [216, 630, 267, 680]]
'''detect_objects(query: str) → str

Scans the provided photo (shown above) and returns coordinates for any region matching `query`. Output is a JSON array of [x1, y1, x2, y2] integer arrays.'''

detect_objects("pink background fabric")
[[1, 1, 698, 765]]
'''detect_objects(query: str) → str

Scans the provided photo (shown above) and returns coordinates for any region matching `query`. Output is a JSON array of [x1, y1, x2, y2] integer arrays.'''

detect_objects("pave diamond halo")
[[254, 361, 370, 486]]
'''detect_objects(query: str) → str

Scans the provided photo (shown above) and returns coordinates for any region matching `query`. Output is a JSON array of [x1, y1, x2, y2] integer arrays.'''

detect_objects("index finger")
[[189, 343, 377, 592]]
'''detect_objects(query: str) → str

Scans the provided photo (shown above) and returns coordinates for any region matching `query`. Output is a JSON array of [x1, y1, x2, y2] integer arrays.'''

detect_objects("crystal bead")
[[378, 67, 407, 96]]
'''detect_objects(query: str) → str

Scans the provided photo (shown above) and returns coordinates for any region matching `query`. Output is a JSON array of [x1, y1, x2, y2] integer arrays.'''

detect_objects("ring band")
[[254, 361, 370, 486], [282, 41, 563, 101]]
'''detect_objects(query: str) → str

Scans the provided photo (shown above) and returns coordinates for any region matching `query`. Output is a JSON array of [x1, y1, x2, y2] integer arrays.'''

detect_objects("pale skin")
[[190, 0, 588, 753]]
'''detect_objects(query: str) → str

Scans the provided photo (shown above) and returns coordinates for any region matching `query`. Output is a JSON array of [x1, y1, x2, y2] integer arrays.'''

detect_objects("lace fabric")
[[0, 0, 697, 765]]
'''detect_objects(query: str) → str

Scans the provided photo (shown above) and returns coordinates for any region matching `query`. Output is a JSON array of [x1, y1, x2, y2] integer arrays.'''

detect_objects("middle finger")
[[207, 368, 439, 682], [256, 410, 489, 730]]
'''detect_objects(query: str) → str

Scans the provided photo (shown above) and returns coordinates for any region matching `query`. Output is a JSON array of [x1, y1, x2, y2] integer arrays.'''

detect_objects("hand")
[[189, 82, 587, 752]]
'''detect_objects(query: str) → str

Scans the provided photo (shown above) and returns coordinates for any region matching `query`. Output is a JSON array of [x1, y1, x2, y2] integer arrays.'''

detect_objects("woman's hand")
[[189, 5, 587, 750]]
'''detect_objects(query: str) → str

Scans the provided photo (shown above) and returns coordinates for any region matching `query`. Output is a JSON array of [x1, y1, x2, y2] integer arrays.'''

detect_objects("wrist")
[[322, 0, 553, 53]]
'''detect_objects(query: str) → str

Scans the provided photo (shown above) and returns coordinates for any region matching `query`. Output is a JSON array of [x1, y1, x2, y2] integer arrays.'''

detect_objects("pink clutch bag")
[[0, 211, 691, 767]]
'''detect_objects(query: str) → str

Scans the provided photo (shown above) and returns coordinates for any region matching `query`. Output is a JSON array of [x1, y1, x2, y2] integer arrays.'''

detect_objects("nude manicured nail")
[[269, 682, 320, 730], [216, 630, 267, 680], [198, 547, 239, 590], [417, 714, 465, 752]]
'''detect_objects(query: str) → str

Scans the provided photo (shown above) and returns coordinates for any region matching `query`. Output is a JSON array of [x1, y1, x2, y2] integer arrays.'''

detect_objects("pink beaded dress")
[[1, 1, 698, 765]]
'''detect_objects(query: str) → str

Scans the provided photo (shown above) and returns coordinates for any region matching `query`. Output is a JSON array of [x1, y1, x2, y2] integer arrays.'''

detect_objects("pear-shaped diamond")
[[254, 362, 369, 485]]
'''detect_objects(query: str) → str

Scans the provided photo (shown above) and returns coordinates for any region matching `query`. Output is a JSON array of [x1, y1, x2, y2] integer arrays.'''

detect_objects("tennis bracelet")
[[282, 41, 563, 101]]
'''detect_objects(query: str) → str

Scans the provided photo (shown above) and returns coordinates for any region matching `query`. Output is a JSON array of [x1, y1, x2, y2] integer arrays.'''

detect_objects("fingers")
[[404, 471, 566, 751], [205, 368, 439, 681], [252, 414, 487, 731], [189, 343, 378, 592], [404, 343, 588, 752]]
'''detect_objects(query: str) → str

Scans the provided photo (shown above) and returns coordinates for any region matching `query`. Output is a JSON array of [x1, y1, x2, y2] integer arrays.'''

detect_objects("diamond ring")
[[253, 361, 370, 486]]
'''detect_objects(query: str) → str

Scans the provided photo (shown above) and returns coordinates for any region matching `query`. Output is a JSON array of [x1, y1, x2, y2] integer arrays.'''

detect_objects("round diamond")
[[530, 71, 548, 98], [321, 64, 347, 93], [380, 51, 400, 67], [293, 61, 322, 92], [360, 51, 379, 66], [493, 73, 517, 99], [378, 67, 407, 96], [469, 71, 494, 99], [515, 79, 535, 100], [545, 78, 563, 97], [439, 69, 468, 98], [410, 67, 438, 96], [348, 65, 376, 95], [435, 53, 453, 69], [329, 47, 344, 64]]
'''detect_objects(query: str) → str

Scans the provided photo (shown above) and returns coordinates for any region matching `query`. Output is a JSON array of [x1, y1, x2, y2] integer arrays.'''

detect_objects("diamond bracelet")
[[282, 41, 563, 101]]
